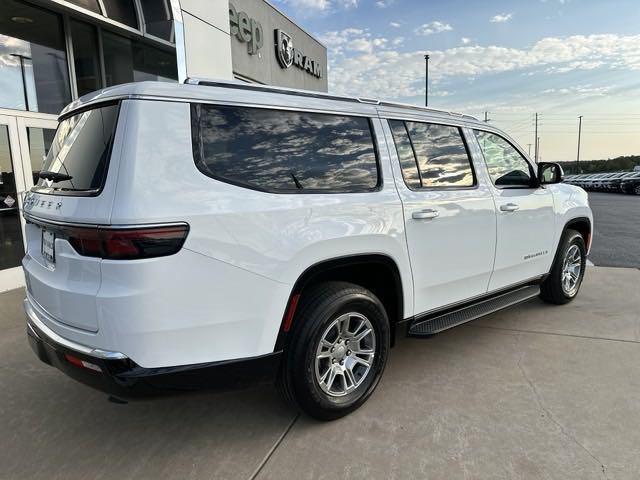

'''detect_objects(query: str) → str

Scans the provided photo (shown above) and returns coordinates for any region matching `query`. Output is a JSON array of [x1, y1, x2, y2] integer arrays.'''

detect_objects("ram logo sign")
[[274, 29, 322, 78], [276, 29, 294, 68]]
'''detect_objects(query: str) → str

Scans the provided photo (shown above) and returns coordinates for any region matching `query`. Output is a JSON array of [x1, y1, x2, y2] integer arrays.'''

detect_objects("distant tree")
[[559, 155, 640, 175]]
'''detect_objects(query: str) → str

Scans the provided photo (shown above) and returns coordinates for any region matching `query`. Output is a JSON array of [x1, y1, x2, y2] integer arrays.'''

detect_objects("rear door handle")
[[412, 209, 439, 220], [500, 203, 520, 212]]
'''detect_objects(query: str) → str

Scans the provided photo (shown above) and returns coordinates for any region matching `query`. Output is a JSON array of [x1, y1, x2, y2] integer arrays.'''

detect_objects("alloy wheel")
[[314, 312, 376, 397], [561, 244, 582, 296]]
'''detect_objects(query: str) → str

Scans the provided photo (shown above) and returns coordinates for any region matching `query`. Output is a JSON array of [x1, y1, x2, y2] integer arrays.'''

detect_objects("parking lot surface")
[[588, 192, 640, 268], [2, 266, 640, 479]]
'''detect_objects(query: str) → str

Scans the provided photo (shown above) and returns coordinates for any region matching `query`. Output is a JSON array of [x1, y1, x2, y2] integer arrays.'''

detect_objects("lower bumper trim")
[[25, 298, 282, 398]]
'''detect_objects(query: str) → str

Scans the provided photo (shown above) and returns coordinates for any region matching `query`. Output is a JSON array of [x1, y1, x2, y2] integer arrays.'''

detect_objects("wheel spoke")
[[344, 368, 357, 389], [354, 327, 372, 342], [326, 369, 337, 391], [350, 345, 374, 355], [353, 356, 371, 368]]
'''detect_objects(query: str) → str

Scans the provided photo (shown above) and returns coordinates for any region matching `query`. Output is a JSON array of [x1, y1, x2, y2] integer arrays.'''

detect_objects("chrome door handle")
[[500, 203, 520, 212], [412, 209, 439, 220]]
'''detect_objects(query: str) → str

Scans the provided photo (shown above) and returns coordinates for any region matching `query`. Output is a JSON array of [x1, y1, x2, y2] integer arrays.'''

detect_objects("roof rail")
[[376, 100, 479, 121], [184, 77, 361, 104], [184, 77, 477, 120]]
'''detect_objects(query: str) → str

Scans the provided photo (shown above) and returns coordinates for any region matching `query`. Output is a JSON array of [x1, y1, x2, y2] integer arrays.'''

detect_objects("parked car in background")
[[605, 172, 637, 192], [565, 171, 639, 193], [620, 172, 640, 195]]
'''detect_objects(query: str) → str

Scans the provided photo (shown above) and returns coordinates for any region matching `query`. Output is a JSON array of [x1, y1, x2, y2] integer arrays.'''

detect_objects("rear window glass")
[[191, 104, 379, 193], [36, 104, 119, 194]]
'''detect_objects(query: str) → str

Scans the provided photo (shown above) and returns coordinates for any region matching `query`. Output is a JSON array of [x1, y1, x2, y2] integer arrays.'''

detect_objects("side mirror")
[[538, 162, 564, 185]]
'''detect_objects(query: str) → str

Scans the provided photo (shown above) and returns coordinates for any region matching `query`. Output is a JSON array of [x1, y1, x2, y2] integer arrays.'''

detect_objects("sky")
[[272, 0, 640, 161]]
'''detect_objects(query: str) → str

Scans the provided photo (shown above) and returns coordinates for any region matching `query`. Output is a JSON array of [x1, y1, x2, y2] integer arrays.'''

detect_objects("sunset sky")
[[274, 0, 640, 161]]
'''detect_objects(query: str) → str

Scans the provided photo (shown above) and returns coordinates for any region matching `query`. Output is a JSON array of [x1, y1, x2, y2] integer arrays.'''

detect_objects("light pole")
[[424, 54, 430, 107], [576, 115, 583, 174]]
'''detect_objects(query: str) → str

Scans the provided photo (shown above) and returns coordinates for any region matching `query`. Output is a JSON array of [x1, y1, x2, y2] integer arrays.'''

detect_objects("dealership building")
[[0, 0, 328, 291]]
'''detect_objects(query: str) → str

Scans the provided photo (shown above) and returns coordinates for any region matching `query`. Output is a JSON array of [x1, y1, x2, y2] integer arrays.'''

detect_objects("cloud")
[[375, 0, 393, 7], [490, 13, 513, 23], [323, 33, 640, 101], [278, 0, 356, 11], [415, 21, 453, 36], [319, 28, 388, 55], [389, 21, 401, 28], [461, 37, 471, 45], [541, 85, 612, 97]]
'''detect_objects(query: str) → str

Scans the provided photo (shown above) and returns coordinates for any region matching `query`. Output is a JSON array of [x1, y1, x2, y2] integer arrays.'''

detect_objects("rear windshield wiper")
[[39, 171, 73, 182]]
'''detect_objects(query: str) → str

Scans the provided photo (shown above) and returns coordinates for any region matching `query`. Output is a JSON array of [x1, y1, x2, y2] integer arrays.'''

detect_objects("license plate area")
[[41, 229, 55, 264]]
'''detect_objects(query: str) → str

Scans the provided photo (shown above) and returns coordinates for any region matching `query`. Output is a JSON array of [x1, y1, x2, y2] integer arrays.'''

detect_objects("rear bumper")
[[25, 298, 282, 398]]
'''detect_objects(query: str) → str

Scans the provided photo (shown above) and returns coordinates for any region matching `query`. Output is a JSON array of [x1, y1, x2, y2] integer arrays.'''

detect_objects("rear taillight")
[[65, 224, 189, 260]]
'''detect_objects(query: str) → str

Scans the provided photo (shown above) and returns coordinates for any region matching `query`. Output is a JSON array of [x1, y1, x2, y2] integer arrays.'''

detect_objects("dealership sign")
[[229, 3, 263, 54], [228, 3, 322, 79], [275, 29, 322, 78]]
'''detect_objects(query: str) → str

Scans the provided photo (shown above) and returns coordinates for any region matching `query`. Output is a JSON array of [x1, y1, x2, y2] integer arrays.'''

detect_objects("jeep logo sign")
[[275, 29, 322, 78], [229, 3, 263, 54]]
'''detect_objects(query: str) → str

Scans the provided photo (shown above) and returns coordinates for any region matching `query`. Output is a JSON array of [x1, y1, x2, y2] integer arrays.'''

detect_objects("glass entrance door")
[[0, 116, 24, 273], [0, 112, 57, 292]]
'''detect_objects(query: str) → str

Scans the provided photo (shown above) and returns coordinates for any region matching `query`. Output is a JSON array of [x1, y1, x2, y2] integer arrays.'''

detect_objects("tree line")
[[558, 155, 640, 175]]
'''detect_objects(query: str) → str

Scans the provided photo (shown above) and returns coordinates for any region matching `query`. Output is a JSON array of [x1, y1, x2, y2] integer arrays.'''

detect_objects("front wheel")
[[278, 281, 390, 420], [540, 229, 586, 305]]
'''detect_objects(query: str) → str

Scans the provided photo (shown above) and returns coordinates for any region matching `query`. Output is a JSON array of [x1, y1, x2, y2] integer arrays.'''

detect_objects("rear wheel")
[[540, 229, 586, 305], [635, 185, 640, 196], [278, 281, 390, 420]]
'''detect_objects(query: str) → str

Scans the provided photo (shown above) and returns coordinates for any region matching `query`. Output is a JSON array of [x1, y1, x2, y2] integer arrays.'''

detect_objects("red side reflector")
[[64, 354, 102, 373], [282, 293, 301, 332]]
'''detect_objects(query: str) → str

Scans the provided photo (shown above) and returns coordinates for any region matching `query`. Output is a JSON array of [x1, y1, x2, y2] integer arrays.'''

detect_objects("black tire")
[[277, 281, 390, 421], [540, 229, 586, 305]]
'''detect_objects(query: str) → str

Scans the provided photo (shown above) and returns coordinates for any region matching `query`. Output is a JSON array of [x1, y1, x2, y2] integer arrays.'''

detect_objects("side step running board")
[[408, 285, 540, 337]]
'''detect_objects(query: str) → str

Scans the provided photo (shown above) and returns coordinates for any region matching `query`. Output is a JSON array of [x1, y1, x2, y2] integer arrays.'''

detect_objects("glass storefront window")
[[102, 0, 139, 29], [27, 127, 56, 185], [65, 0, 102, 14], [0, 0, 71, 114], [70, 20, 102, 97], [140, 0, 173, 41], [103, 31, 177, 86]]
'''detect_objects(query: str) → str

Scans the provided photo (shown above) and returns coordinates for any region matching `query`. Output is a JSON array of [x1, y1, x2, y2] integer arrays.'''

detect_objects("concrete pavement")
[[2, 267, 640, 479]]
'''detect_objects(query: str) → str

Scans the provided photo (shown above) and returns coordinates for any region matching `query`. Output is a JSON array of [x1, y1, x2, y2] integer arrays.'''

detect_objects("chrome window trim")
[[24, 295, 128, 360], [23, 212, 189, 231]]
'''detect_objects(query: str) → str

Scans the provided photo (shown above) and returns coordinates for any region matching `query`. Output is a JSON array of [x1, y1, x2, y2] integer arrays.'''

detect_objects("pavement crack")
[[247, 413, 299, 480], [516, 339, 609, 480]]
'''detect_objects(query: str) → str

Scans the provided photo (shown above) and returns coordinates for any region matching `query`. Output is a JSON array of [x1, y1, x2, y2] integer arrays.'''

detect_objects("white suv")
[[23, 80, 592, 419]]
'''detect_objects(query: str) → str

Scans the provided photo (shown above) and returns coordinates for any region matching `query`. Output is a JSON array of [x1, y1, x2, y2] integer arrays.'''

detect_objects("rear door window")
[[35, 103, 119, 195], [191, 104, 379, 193], [388, 119, 475, 189]]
